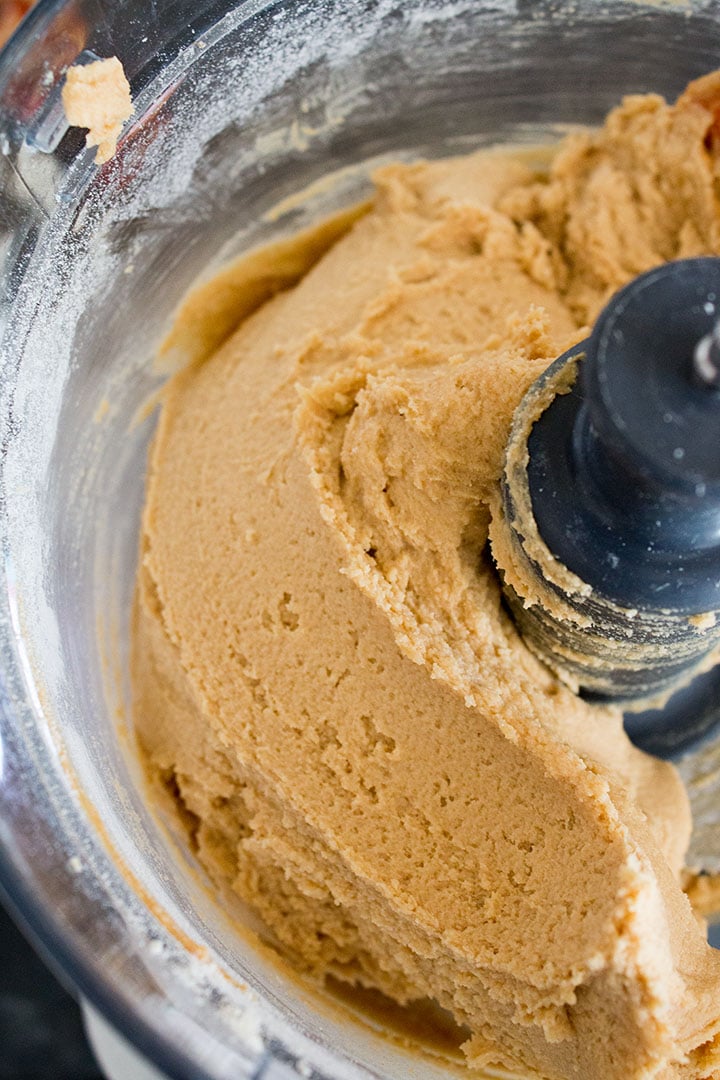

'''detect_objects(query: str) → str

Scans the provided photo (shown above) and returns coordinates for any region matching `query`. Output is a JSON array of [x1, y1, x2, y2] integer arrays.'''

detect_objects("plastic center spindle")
[[500, 258, 720, 709]]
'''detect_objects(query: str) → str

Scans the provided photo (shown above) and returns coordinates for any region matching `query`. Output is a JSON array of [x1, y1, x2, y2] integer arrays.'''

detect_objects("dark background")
[[0, 901, 102, 1080]]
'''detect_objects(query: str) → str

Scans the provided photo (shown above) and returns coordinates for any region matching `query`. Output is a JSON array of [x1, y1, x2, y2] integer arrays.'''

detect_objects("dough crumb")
[[62, 56, 133, 164]]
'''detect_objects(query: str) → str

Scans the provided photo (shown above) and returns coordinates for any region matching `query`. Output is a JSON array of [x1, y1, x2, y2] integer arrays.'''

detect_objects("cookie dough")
[[133, 74, 720, 1080], [62, 56, 132, 164]]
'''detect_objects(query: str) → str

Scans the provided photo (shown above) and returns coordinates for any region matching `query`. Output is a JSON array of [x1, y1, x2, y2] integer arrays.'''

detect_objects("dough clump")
[[134, 74, 720, 1080], [62, 56, 132, 164]]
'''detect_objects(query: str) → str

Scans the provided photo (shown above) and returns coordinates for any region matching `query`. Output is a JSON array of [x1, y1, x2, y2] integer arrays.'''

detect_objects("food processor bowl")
[[2, 2, 720, 1078]]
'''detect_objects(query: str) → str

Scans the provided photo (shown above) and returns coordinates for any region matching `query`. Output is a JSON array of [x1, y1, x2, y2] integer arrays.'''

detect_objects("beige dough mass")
[[134, 74, 720, 1080], [62, 56, 132, 164]]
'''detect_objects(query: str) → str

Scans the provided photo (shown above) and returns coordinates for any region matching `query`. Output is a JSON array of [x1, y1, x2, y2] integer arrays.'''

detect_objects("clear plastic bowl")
[[1, 2, 720, 1078]]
